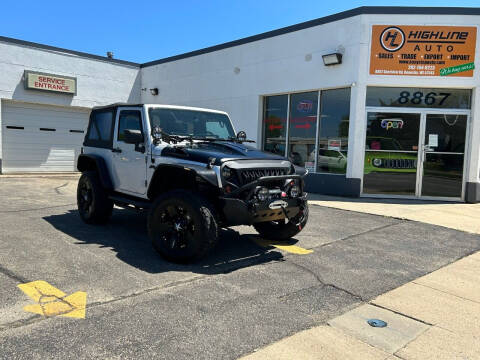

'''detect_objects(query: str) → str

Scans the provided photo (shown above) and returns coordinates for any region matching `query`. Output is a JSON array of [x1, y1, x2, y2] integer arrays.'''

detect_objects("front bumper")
[[220, 174, 306, 226], [221, 196, 305, 226]]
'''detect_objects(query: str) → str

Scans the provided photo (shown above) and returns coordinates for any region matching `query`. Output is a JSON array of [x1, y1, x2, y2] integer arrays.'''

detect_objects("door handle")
[[112, 147, 122, 153]]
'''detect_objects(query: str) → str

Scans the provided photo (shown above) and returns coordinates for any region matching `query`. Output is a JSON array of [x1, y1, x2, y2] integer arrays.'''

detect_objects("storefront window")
[[317, 88, 350, 174], [363, 112, 420, 195], [263, 95, 288, 156], [288, 92, 318, 167], [366, 87, 471, 109], [262, 88, 351, 173]]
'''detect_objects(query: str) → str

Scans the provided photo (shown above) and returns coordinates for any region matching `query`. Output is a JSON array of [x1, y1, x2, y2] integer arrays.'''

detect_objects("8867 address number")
[[397, 91, 451, 106]]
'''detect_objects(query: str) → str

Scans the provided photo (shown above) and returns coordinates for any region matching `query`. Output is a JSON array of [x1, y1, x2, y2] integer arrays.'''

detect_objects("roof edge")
[[141, 6, 480, 68], [1, 7, 479, 69], [0, 35, 140, 68]]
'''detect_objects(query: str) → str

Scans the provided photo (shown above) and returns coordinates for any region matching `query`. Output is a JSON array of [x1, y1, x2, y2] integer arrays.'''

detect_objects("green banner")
[[440, 62, 475, 76]]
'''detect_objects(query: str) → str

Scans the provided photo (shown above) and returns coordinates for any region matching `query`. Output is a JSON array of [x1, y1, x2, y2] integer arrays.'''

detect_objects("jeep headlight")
[[256, 187, 269, 201], [222, 166, 232, 179]]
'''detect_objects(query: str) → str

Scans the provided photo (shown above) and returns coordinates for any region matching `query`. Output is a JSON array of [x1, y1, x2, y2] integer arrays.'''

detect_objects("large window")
[[288, 92, 318, 168], [317, 88, 351, 174], [263, 95, 288, 156], [262, 88, 351, 174]]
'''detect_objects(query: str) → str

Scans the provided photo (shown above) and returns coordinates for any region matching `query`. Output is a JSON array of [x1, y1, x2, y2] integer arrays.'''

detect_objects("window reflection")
[[317, 88, 350, 174], [263, 95, 288, 156], [422, 153, 464, 197], [262, 88, 351, 173], [363, 113, 420, 196], [424, 114, 467, 153], [288, 92, 318, 167]]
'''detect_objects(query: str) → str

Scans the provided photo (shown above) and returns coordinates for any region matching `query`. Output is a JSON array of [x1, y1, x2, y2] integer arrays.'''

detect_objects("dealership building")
[[1, 6, 480, 202]]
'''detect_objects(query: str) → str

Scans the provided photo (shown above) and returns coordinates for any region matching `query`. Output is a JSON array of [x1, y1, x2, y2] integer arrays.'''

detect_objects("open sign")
[[381, 118, 404, 130], [297, 100, 313, 113]]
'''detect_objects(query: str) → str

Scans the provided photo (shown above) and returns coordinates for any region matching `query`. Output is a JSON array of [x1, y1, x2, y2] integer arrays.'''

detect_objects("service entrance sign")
[[24, 71, 77, 94], [370, 25, 477, 77]]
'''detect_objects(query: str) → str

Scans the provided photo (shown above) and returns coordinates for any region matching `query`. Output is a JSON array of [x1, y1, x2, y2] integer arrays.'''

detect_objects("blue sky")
[[1, 0, 479, 63]]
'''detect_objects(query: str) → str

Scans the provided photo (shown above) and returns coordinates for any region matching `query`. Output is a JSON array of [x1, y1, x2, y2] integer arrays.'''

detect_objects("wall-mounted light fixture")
[[141, 87, 159, 95], [322, 53, 342, 66]]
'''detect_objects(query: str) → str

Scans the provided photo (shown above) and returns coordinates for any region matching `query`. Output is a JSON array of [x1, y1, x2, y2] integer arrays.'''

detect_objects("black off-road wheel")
[[147, 190, 218, 264], [253, 200, 309, 241], [77, 171, 113, 224]]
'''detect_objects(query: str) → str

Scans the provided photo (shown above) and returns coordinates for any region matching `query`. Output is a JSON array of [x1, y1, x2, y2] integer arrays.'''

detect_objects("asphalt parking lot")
[[1, 176, 480, 359]]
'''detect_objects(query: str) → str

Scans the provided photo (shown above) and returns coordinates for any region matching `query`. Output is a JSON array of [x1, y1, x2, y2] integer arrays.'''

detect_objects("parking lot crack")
[[0, 203, 76, 213], [329, 221, 407, 247], [286, 260, 365, 302], [369, 303, 434, 326], [0, 314, 42, 332], [54, 182, 69, 194], [0, 275, 207, 333], [0, 265, 29, 283]]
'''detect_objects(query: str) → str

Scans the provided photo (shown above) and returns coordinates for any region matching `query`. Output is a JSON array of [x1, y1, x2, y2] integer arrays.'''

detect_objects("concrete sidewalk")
[[240, 250, 480, 359], [308, 194, 480, 235]]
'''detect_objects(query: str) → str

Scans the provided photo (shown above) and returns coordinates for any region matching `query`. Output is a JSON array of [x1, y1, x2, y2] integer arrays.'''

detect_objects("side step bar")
[[109, 194, 151, 210]]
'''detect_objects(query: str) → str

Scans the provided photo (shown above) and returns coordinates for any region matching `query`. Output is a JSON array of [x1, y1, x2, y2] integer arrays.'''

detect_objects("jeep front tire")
[[147, 190, 218, 263], [77, 171, 114, 224]]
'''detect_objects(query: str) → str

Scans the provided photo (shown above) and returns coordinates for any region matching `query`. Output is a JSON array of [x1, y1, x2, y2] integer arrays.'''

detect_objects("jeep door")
[[111, 108, 147, 195]]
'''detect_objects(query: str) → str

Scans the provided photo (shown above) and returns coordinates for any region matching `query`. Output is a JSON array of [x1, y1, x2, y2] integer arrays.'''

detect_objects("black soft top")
[[92, 103, 144, 110]]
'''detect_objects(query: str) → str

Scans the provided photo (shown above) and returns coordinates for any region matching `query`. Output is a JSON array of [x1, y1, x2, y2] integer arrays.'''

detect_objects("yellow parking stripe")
[[252, 238, 313, 255]]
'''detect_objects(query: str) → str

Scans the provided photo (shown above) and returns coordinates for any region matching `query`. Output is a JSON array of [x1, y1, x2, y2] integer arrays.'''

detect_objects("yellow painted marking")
[[252, 238, 313, 255], [17, 280, 87, 319], [17, 280, 65, 302]]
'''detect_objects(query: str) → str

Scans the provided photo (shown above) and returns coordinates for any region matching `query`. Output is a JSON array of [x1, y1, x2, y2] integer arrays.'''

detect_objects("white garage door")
[[1, 101, 89, 173]]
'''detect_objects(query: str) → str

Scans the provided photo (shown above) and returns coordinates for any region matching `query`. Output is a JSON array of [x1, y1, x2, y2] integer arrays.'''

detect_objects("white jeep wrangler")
[[77, 103, 309, 263]]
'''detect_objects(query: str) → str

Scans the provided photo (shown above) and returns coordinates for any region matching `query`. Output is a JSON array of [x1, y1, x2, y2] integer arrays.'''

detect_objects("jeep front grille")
[[238, 168, 289, 184]]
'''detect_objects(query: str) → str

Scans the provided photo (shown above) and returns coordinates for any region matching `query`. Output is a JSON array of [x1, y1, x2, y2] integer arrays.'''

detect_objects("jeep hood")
[[160, 141, 286, 165]]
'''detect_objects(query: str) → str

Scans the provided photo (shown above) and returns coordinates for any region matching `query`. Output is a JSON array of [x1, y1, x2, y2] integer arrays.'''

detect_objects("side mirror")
[[236, 131, 247, 142], [152, 126, 162, 140], [124, 129, 144, 144]]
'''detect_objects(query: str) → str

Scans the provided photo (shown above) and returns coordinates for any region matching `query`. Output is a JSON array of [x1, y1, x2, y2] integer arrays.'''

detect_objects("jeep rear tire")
[[253, 200, 309, 241], [148, 190, 218, 263], [77, 171, 114, 224]]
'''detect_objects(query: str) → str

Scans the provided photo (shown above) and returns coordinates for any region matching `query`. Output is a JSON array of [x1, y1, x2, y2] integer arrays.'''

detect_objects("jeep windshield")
[[148, 108, 235, 140]]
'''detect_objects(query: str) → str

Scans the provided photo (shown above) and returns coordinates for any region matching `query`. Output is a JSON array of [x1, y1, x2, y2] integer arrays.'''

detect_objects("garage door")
[[1, 101, 89, 173]]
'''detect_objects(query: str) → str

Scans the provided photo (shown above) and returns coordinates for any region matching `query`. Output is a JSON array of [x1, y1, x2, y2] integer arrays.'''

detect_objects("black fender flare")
[[77, 154, 113, 190], [147, 163, 219, 199]]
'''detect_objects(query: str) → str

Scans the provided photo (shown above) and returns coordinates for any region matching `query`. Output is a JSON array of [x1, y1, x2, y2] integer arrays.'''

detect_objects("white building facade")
[[1, 7, 480, 202], [0, 38, 140, 172]]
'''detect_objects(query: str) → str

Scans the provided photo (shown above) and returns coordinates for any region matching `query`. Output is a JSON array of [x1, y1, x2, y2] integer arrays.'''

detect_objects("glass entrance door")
[[363, 110, 469, 199], [420, 114, 467, 198], [363, 112, 421, 196]]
